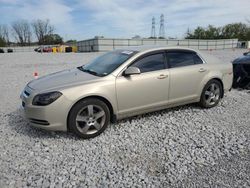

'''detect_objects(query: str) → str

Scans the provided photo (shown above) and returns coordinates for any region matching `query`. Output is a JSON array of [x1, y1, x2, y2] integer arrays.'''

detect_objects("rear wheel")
[[68, 98, 110, 139], [199, 79, 222, 108]]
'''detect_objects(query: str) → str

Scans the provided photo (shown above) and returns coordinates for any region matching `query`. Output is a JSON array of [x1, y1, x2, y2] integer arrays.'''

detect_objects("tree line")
[[0, 19, 63, 47], [2, 20, 250, 47], [185, 22, 250, 41]]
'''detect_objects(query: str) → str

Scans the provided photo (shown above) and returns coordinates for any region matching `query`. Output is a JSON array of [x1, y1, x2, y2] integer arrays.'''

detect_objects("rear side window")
[[131, 53, 165, 73], [167, 51, 203, 68]]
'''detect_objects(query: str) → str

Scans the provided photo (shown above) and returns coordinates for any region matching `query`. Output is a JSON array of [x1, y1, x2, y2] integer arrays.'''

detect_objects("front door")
[[116, 52, 170, 116]]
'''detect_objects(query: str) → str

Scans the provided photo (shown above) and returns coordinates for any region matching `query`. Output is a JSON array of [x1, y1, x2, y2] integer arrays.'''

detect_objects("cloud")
[[1, 0, 250, 40], [0, 0, 20, 4], [78, 0, 159, 37], [77, 0, 250, 38], [0, 0, 74, 38]]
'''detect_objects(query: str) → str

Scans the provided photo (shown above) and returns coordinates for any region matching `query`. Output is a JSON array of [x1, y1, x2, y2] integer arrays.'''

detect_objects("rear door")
[[167, 50, 208, 104]]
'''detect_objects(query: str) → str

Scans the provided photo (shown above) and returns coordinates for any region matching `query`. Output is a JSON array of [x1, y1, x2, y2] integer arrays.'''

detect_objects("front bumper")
[[20, 87, 72, 131]]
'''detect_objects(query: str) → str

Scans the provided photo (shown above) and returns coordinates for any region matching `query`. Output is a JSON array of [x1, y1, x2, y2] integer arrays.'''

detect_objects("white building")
[[76, 37, 238, 52]]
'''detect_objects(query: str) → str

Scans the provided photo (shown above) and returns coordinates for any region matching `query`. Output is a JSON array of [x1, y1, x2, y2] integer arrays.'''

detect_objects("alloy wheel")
[[75, 105, 106, 135], [204, 83, 220, 106]]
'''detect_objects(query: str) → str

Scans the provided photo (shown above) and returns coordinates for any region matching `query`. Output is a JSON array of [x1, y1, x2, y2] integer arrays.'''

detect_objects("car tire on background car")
[[68, 98, 110, 139], [199, 79, 223, 108]]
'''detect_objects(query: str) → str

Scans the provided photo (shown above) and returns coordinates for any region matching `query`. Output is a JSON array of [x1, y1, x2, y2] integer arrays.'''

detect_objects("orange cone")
[[33, 71, 38, 79]]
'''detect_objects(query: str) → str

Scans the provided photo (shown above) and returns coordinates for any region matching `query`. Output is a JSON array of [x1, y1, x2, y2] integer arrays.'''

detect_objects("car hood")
[[28, 68, 100, 91]]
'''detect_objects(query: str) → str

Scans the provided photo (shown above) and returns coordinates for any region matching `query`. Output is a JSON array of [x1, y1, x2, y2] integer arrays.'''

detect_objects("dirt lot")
[[0, 49, 249, 187]]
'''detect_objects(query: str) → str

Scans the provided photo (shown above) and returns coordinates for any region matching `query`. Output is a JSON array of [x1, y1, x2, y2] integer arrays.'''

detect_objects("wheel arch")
[[67, 95, 115, 131], [202, 77, 224, 98]]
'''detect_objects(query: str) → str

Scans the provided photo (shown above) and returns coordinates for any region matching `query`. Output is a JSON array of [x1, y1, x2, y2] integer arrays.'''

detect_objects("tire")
[[68, 98, 110, 139], [199, 79, 223, 108]]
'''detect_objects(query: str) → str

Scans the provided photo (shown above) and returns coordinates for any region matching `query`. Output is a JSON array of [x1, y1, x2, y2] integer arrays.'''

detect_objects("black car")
[[7, 49, 13, 53], [232, 52, 250, 89], [0, 48, 4, 53], [34, 47, 42, 52]]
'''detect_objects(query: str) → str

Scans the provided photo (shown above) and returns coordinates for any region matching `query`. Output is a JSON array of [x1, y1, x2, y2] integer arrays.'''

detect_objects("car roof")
[[119, 45, 200, 53], [118, 46, 224, 64]]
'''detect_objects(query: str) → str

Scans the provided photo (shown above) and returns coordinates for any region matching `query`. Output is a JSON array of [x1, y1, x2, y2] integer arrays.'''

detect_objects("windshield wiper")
[[77, 66, 99, 76]]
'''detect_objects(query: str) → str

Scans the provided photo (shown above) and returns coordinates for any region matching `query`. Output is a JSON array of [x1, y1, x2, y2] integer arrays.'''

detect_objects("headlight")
[[32, 91, 62, 106]]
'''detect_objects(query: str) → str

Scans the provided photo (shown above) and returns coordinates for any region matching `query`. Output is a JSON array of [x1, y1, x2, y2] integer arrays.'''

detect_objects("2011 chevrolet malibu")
[[20, 46, 233, 138]]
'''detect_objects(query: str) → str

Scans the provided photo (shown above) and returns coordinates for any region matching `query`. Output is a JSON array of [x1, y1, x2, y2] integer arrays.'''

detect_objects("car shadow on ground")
[[7, 103, 203, 139]]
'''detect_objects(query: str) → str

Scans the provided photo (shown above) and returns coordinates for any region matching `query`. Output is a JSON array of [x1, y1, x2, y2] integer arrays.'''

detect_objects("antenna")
[[151, 17, 156, 38], [159, 14, 165, 38]]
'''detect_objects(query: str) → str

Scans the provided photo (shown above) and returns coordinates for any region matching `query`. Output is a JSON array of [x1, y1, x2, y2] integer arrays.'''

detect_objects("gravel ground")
[[0, 49, 249, 187]]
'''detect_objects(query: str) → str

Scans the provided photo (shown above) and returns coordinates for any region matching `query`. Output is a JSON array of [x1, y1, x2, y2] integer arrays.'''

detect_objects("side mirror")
[[124, 67, 141, 76]]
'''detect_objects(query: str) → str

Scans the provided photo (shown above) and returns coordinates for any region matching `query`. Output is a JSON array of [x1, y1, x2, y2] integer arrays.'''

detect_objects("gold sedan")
[[20, 47, 233, 138]]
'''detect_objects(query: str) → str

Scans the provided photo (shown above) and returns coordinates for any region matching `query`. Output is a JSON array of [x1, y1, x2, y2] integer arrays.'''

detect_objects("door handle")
[[199, 68, 207, 72], [157, 74, 168, 79]]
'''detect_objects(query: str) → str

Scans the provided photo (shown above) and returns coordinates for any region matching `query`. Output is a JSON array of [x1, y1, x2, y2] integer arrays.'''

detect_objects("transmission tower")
[[159, 14, 165, 38], [151, 17, 156, 38]]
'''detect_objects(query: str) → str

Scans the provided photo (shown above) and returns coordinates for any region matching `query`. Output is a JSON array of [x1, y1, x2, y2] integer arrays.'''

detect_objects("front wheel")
[[199, 79, 222, 108], [68, 98, 110, 139]]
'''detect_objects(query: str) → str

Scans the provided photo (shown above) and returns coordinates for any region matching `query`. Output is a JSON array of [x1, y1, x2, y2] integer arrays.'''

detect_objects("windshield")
[[78, 50, 137, 77]]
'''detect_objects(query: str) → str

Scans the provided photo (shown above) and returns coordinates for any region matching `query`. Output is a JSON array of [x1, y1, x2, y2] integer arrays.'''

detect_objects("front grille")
[[22, 101, 25, 107], [24, 90, 30, 97], [29, 118, 50, 126]]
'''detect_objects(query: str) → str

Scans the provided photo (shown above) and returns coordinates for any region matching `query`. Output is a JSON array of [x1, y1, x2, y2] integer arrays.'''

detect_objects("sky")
[[0, 0, 250, 41]]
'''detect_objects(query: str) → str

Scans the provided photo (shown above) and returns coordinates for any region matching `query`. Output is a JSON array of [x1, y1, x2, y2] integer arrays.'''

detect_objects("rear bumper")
[[222, 72, 233, 94], [224, 87, 232, 93]]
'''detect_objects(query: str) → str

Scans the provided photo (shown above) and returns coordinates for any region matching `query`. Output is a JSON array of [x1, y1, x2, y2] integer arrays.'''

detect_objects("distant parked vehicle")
[[34, 47, 53, 53], [7, 49, 13, 53], [232, 52, 250, 89], [34, 47, 39, 52], [34, 47, 43, 53], [21, 46, 233, 138], [0, 48, 4, 53], [65, 46, 72, 53], [43, 47, 52, 53]]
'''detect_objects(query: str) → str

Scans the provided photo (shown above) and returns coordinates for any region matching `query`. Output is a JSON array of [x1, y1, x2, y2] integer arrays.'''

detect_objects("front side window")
[[131, 53, 165, 73], [167, 51, 203, 68]]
